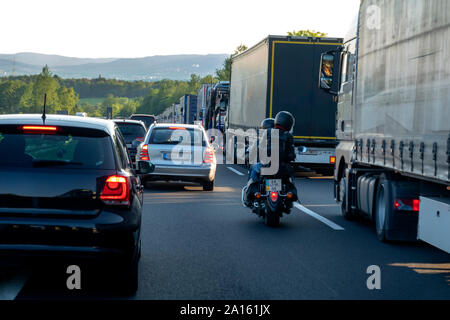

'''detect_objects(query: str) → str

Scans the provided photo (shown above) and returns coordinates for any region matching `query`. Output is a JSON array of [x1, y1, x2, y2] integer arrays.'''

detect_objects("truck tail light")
[[140, 144, 149, 161], [100, 175, 130, 205], [203, 147, 215, 163], [394, 198, 420, 212], [329, 156, 336, 164]]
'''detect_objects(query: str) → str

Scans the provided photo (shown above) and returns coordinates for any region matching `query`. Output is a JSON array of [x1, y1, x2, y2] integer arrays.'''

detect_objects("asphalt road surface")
[[1, 165, 449, 300]]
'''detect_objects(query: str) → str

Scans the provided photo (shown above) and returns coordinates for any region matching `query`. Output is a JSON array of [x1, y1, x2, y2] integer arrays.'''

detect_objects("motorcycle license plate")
[[266, 179, 282, 192]]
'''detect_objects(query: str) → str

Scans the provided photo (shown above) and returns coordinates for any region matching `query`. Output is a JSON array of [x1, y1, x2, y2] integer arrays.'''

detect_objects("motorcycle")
[[242, 173, 297, 227]]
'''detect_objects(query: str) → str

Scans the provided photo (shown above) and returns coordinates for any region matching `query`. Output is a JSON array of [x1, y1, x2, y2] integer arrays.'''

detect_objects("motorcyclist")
[[242, 118, 274, 207], [242, 112, 298, 209], [273, 111, 298, 208]]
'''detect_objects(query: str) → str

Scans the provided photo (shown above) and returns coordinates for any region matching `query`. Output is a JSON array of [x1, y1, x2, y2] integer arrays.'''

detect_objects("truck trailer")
[[179, 94, 198, 124], [320, 0, 450, 252], [197, 84, 214, 127], [227, 35, 342, 171]]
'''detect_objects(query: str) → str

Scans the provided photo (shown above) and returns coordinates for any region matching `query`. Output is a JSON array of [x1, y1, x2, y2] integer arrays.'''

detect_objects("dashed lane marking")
[[227, 166, 245, 176], [294, 203, 345, 231]]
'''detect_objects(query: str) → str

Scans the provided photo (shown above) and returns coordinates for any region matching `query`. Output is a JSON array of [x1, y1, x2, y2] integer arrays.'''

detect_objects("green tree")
[[57, 86, 79, 114], [287, 29, 327, 37], [31, 66, 60, 113], [0, 80, 27, 114]]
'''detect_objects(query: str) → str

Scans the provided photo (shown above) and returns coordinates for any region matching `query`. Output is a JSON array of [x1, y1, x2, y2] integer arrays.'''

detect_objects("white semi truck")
[[319, 0, 450, 252]]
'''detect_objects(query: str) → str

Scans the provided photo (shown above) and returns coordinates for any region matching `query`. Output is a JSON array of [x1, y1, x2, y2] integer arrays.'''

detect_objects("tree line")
[[0, 30, 326, 117]]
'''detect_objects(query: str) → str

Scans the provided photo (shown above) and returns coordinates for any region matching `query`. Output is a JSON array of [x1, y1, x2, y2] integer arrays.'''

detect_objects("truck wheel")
[[374, 175, 392, 242], [339, 176, 355, 220]]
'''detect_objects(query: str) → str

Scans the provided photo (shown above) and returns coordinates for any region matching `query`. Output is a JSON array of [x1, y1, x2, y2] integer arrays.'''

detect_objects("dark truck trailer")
[[179, 94, 198, 124], [228, 35, 342, 170]]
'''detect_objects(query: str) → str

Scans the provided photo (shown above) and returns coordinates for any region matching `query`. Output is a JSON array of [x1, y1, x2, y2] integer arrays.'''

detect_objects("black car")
[[0, 114, 154, 294], [129, 114, 156, 129], [113, 119, 147, 166]]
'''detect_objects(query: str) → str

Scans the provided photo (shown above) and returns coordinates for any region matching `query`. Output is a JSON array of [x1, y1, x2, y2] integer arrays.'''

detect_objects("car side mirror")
[[138, 161, 155, 174]]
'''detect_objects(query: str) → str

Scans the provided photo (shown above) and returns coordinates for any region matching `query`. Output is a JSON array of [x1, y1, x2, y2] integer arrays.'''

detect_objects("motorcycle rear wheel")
[[264, 207, 280, 227]]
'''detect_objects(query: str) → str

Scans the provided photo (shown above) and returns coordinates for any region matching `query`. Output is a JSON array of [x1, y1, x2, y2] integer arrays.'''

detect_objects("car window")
[[131, 116, 155, 128], [114, 128, 131, 168], [149, 128, 206, 146], [116, 123, 146, 138], [0, 125, 115, 169]]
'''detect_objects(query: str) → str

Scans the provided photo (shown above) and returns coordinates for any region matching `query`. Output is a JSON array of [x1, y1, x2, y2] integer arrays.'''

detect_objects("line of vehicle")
[[294, 203, 345, 231], [226, 166, 246, 176]]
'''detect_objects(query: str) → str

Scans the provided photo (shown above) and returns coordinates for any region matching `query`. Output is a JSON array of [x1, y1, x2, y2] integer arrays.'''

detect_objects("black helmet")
[[260, 118, 275, 129], [274, 111, 294, 132]]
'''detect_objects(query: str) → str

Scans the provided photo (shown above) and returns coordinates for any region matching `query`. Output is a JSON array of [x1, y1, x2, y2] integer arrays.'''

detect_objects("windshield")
[[131, 116, 155, 128], [116, 123, 146, 142], [0, 125, 115, 169], [149, 128, 206, 146]]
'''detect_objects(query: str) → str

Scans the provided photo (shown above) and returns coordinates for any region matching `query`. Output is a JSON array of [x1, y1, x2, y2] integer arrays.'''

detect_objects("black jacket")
[[260, 128, 295, 171]]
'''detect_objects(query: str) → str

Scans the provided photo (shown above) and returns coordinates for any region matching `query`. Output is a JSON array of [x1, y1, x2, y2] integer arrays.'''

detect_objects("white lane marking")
[[227, 166, 245, 176], [0, 271, 30, 300], [294, 203, 345, 231]]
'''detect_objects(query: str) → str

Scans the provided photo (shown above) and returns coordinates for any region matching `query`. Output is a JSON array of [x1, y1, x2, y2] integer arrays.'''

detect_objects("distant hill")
[[0, 52, 228, 81]]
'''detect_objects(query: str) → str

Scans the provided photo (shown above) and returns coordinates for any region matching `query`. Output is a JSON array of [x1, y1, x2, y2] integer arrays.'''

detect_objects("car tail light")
[[21, 125, 58, 133], [203, 147, 215, 163], [394, 198, 420, 212], [140, 144, 150, 161], [329, 156, 336, 164], [136, 136, 144, 142], [100, 175, 130, 205], [270, 191, 278, 202]]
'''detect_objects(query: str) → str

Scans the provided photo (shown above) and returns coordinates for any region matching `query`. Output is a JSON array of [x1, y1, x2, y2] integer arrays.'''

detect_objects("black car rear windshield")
[[0, 125, 115, 169], [130, 116, 154, 128], [115, 123, 146, 138], [149, 127, 206, 146]]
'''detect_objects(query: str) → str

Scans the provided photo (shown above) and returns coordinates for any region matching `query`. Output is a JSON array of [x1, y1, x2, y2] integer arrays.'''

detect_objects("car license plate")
[[266, 179, 282, 192], [163, 153, 171, 160]]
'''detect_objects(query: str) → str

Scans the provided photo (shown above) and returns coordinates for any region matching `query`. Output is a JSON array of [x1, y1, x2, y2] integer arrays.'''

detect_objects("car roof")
[[130, 114, 156, 118], [112, 119, 146, 126], [0, 114, 116, 135], [151, 123, 202, 130]]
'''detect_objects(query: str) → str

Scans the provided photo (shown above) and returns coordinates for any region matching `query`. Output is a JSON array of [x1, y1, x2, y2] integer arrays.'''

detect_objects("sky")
[[0, 0, 360, 58]]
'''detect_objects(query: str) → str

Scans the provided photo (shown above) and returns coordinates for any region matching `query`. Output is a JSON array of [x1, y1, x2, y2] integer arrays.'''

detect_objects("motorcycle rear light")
[[203, 147, 215, 163], [394, 198, 420, 212], [270, 192, 278, 202], [329, 156, 336, 164], [140, 144, 150, 161], [100, 175, 130, 205]]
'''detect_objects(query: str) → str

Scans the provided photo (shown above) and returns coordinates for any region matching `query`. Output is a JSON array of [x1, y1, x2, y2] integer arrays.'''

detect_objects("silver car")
[[136, 124, 216, 191]]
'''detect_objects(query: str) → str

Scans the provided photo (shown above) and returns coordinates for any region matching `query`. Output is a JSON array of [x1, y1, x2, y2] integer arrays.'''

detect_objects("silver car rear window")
[[149, 128, 206, 146]]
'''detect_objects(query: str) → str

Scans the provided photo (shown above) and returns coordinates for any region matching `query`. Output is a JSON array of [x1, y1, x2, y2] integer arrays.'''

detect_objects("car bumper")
[[0, 207, 141, 261], [142, 163, 216, 182]]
